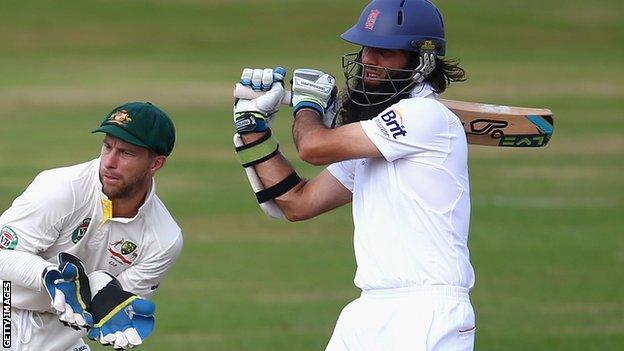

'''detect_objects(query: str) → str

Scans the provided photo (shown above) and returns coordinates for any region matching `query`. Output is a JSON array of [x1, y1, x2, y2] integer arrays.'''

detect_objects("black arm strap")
[[235, 129, 272, 152], [255, 171, 302, 204]]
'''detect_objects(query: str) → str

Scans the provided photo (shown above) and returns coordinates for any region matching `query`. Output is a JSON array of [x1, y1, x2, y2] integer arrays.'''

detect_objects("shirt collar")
[[408, 83, 437, 99]]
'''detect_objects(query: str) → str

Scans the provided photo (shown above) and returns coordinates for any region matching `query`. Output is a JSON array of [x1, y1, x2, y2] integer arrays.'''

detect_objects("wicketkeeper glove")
[[234, 67, 287, 134], [291, 68, 338, 127], [43, 252, 93, 330], [87, 271, 155, 350]]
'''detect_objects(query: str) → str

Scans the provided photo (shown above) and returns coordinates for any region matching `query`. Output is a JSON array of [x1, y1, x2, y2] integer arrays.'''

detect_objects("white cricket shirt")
[[0, 158, 183, 312], [327, 84, 474, 291]]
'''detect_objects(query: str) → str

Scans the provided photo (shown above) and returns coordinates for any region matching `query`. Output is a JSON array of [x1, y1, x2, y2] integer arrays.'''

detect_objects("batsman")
[[234, 0, 476, 350], [0, 102, 183, 350]]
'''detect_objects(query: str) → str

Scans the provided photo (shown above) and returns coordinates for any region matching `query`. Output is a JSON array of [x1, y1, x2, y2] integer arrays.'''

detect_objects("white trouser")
[[7, 308, 90, 351], [325, 285, 475, 351]]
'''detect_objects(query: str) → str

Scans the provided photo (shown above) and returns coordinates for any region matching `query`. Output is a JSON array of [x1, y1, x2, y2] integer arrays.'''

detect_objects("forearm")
[[235, 67, 352, 220], [293, 108, 383, 164], [293, 110, 337, 165], [240, 131, 308, 220], [0, 250, 55, 290]]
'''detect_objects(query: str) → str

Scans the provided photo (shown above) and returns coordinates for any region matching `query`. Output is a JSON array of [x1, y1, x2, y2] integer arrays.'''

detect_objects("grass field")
[[1, 0, 623, 350]]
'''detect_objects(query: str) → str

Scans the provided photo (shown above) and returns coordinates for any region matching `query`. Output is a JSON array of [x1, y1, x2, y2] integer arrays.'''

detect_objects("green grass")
[[0, 0, 622, 350]]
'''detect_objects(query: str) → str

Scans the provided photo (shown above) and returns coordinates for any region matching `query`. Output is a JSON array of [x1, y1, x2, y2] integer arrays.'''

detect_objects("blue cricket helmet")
[[341, 0, 446, 56]]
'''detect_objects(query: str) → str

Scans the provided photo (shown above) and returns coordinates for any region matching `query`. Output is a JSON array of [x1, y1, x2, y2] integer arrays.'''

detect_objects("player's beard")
[[339, 66, 414, 125], [100, 170, 150, 200]]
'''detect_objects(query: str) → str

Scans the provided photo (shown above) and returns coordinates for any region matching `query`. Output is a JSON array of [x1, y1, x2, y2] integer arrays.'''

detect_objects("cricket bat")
[[234, 83, 554, 148]]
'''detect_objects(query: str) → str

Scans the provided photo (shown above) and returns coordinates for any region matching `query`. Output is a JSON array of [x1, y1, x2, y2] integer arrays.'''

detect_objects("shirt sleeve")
[[0, 170, 75, 290], [117, 234, 183, 299], [326, 159, 357, 192], [360, 98, 454, 162]]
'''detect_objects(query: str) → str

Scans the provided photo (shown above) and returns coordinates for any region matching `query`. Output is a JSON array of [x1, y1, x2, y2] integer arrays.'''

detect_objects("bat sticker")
[[465, 119, 509, 139], [527, 115, 554, 136], [499, 135, 549, 147]]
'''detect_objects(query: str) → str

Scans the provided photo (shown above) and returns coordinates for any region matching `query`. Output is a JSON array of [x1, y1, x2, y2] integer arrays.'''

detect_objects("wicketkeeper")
[[0, 102, 183, 350], [234, 0, 476, 350]]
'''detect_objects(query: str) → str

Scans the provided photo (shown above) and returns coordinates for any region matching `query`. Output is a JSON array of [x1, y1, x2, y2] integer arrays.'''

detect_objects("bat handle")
[[233, 83, 292, 106]]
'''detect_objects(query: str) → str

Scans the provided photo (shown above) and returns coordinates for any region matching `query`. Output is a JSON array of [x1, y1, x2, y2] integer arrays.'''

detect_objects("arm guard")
[[234, 133, 286, 219]]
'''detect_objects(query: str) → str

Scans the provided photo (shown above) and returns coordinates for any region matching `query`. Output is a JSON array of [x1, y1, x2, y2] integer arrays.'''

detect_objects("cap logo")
[[365, 9, 380, 30], [420, 40, 436, 51], [108, 109, 132, 126]]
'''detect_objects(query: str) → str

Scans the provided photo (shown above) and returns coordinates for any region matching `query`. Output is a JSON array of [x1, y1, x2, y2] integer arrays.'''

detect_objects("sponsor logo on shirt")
[[378, 110, 407, 139], [71, 218, 91, 244], [0, 227, 18, 250], [108, 239, 138, 265]]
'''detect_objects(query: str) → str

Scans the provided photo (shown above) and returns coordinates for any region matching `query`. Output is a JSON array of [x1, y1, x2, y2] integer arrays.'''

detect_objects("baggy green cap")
[[92, 102, 175, 156]]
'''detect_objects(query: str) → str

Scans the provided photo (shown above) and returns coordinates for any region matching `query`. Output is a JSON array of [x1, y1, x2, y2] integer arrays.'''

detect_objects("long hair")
[[424, 56, 467, 94]]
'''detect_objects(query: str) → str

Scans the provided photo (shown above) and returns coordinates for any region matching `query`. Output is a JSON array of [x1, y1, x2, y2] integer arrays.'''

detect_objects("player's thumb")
[[131, 298, 156, 317], [256, 83, 284, 112], [273, 66, 287, 83]]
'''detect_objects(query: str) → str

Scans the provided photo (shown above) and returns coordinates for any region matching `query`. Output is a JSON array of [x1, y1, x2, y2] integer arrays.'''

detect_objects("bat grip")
[[234, 83, 292, 106]]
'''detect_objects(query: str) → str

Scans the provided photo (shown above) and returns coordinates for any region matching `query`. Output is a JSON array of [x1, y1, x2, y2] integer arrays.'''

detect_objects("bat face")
[[461, 115, 553, 147], [440, 99, 554, 147]]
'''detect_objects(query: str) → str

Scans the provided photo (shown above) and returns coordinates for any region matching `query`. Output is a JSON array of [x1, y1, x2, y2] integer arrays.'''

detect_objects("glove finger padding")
[[241, 68, 253, 86], [43, 252, 93, 329], [87, 271, 155, 348], [251, 68, 265, 91], [234, 66, 288, 134]]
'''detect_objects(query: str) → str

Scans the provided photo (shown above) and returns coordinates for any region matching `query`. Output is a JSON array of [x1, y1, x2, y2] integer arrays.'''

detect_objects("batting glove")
[[292, 68, 337, 126], [87, 271, 155, 350], [234, 67, 287, 134], [43, 252, 93, 330]]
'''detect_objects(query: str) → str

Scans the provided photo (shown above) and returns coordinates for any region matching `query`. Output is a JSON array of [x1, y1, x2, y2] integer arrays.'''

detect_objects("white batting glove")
[[292, 68, 337, 123], [234, 67, 287, 134]]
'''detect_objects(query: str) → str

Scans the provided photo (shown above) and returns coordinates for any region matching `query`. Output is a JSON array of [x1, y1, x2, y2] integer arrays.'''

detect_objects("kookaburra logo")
[[466, 119, 509, 139]]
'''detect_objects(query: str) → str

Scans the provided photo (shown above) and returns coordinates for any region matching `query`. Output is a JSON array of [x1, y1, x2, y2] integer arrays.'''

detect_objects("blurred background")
[[0, 0, 622, 350]]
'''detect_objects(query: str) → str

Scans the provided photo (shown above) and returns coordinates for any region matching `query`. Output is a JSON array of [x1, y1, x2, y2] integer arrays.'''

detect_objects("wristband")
[[235, 112, 268, 134], [293, 101, 324, 118]]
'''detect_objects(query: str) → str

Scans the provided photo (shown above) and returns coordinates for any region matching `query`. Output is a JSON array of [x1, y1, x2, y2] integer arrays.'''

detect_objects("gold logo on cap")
[[108, 109, 132, 126], [420, 40, 436, 51]]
